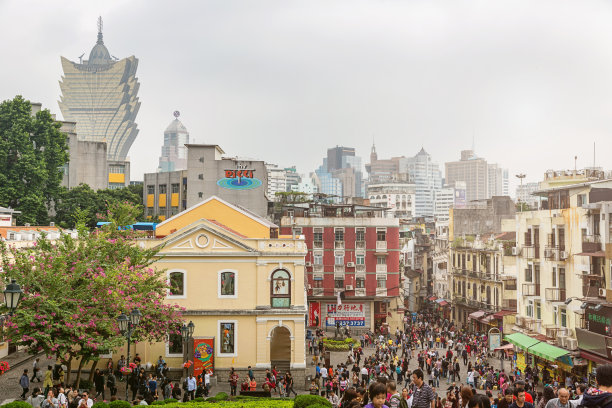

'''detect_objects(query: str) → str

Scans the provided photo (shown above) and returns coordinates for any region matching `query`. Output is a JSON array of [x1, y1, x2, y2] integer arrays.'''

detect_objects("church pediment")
[[158, 222, 256, 254]]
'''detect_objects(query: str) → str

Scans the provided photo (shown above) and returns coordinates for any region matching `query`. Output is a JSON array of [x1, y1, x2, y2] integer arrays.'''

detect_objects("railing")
[[355, 288, 366, 296], [356, 264, 366, 273], [335, 241, 345, 249], [522, 245, 535, 259], [468, 270, 479, 278], [376, 241, 387, 251], [313, 241, 323, 249], [545, 287, 567, 302], [582, 235, 602, 253], [312, 288, 324, 296], [376, 264, 387, 273], [314, 265, 324, 273], [522, 283, 541, 296], [526, 319, 542, 333], [356, 241, 366, 249], [502, 299, 517, 310], [376, 287, 387, 296], [544, 246, 558, 260]]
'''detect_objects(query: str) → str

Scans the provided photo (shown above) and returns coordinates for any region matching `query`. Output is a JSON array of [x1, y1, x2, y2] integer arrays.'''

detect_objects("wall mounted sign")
[[326, 303, 365, 327], [193, 338, 214, 376], [217, 169, 262, 190]]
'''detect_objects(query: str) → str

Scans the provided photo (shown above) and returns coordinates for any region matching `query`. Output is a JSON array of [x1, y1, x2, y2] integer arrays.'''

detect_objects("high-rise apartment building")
[[158, 113, 189, 172], [404, 148, 443, 218], [325, 146, 364, 197], [58, 18, 140, 188], [266, 163, 287, 200], [515, 182, 540, 209], [445, 150, 507, 203]]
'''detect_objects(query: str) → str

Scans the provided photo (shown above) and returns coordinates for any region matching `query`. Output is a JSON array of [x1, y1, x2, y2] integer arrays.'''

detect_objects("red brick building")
[[279, 203, 401, 332]]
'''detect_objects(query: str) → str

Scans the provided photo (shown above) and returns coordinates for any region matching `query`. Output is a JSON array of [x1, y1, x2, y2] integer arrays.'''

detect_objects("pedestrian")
[[509, 389, 534, 408], [285, 372, 297, 397], [229, 368, 239, 397], [411, 369, 436, 408], [581, 364, 612, 408], [21, 369, 31, 400], [106, 371, 117, 397], [186, 374, 196, 400], [41, 389, 59, 408], [43, 365, 54, 396], [27, 387, 45, 408], [93, 368, 105, 401]]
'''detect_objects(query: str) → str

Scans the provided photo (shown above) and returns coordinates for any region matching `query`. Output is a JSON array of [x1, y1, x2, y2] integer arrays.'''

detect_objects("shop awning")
[[504, 332, 540, 350], [575, 251, 606, 257], [479, 314, 495, 324], [428, 296, 438, 301], [528, 342, 573, 367], [468, 310, 486, 320], [580, 350, 612, 365], [494, 343, 514, 351], [437, 300, 449, 307], [493, 310, 516, 319]]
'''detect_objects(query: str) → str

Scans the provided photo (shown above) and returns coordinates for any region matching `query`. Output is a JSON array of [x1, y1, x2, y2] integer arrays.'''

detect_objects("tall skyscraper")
[[445, 150, 490, 203], [403, 148, 443, 218], [158, 112, 190, 172], [58, 17, 140, 166], [325, 146, 364, 197]]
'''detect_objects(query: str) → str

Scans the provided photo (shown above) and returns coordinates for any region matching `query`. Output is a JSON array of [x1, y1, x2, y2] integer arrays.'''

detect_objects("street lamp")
[[182, 321, 195, 378], [3, 279, 23, 315], [117, 308, 141, 401]]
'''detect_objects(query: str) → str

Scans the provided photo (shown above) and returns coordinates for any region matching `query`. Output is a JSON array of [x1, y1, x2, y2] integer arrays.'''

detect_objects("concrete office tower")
[[326, 146, 364, 197], [158, 113, 189, 172], [404, 148, 443, 218], [488, 164, 509, 197], [445, 150, 492, 203], [266, 163, 287, 200], [58, 18, 140, 163]]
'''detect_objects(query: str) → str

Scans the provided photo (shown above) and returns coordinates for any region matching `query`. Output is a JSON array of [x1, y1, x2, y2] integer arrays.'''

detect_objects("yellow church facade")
[[137, 196, 308, 386]]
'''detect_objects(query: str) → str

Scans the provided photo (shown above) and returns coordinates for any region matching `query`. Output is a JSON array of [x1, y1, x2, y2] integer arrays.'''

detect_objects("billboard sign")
[[193, 338, 214, 376], [309, 302, 321, 327], [326, 303, 365, 327]]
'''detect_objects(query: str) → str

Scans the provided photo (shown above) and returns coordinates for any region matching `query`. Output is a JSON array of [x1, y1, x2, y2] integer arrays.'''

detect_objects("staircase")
[[271, 360, 291, 375]]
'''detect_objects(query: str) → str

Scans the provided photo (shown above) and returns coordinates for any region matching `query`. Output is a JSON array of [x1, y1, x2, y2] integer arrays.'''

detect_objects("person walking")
[[93, 368, 105, 401], [186, 374, 197, 401], [32, 358, 41, 383], [581, 364, 612, 408], [43, 366, 54, 396], [20, 369, 31, 400], [229, 368, 239, 397], [411, 369, 436, 408], [285, 372, 297, 397]]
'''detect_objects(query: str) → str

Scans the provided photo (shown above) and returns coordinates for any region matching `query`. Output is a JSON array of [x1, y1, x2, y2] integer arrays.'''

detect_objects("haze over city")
[[3, 0, 612, 190]]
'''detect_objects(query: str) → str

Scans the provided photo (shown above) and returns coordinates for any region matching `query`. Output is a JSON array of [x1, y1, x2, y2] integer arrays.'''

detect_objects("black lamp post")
[[181, 321, 195, 378], [117, 308, 142, 401], [3, 279, 23, 315]]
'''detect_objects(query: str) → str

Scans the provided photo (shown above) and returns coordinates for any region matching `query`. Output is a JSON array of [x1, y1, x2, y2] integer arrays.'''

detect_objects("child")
[[365, 383, 389, 408]]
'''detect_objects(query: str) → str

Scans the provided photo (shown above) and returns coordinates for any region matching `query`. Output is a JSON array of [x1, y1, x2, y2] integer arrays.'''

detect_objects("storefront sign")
[[309, 302, 321, 327], [193, 338, 214, 376], [326, 303, 365, 327], [488, 328, 501, 350], [586, 308, 612, 336]]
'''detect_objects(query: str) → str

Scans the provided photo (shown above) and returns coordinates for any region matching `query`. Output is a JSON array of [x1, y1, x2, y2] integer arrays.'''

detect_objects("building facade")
[[144, 144, 269, 219], [138, 196, 307, 386], [404, 148, 443, 218], [515, 182, 540, 209], [445, 150, 507, 203], [279, 203, 402, 332], [58, 18, 139, 187], [367, 182, 416, 218], [266, 164, 287, 200]]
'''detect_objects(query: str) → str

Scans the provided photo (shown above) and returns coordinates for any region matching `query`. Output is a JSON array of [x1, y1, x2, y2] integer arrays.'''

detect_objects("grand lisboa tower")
[[58, 17, 140, 162]]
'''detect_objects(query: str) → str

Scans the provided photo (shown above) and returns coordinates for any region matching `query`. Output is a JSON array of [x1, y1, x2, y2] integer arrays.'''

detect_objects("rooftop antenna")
[[96, 16, 104, 45], [593, 141, 596, 168], [78, 53, 85, 64], [574, 155, 577, 173]]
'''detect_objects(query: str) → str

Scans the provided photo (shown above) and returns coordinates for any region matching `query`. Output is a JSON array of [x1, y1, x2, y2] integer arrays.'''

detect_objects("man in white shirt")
[[361, 366, 369, 385], [57, 388, 67, 408], [78, 392, 93, 408], [186, 374, 197, 401], [204, 370, 211, 394]]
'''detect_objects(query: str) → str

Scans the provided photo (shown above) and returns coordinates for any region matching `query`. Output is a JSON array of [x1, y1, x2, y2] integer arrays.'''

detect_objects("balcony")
[[468, 270, 479, 278], [313, 241, 323, 249], [522, 245, 535, 259], [356, 264, 366, 273], [376, 264, 387, 273], [356, 241, 366, 250], [312, 288, 324, 296], [335, 241, 345, 249], [526, 319, 542, 333], [376, 287, 387, 297], [452, 268, 467, 276], [544, 246, 558, 260], [313, 264, 324, 273], [376, 241, 387, 252], [582, 235, 602, 253], [502, 299, 517, 310], [545, 287, 566, 302], [355, 288, 366, 296], [522, 283, 541, 296]]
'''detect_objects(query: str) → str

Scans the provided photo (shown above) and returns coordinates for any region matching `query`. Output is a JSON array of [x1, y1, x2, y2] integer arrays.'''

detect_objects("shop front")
[[374, 301, 388, 334], [468, 310, 487, 332]]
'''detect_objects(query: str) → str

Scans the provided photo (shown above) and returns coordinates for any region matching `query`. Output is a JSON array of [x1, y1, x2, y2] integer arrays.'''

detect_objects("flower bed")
[[0, 361, 9, 375], [321, 337, 359, 352]]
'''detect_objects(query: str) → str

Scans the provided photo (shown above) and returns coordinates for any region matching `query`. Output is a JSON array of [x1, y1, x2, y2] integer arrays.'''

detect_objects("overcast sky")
[[2, 0, 612, 193]]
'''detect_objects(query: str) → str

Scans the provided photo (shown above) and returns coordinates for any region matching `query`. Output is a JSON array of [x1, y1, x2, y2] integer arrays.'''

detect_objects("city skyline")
[[2, 1, 612, 190]]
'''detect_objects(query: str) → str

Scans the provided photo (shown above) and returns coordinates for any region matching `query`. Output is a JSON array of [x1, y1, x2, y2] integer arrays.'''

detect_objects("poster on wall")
[[309, 302, 321, 327], [326, 303, 365, 327], [193, 338, 214, 376]]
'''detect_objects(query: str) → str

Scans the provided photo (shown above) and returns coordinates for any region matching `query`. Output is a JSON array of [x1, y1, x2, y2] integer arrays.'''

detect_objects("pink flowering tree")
[[0, 203, 184, 388]]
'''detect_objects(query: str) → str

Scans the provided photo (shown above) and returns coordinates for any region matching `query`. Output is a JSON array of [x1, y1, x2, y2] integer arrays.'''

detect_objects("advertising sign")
[[309, 302, 321, 327], [326, 303, 365, 327], [586, 309, 612, 336], [217, 168, 262, 190], [193, 338, 214, 376], [488, 328, 501, 351]]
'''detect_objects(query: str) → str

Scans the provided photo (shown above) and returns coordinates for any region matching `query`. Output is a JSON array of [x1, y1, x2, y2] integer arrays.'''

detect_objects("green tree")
[[0, 96, 69, 225], [1, 204, 183, 388]]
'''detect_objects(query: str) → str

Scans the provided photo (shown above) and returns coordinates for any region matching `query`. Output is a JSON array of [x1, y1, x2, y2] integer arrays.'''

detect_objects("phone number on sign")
[[326, 318, 365, 327]]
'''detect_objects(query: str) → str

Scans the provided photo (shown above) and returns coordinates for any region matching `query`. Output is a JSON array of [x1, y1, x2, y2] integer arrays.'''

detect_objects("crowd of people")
[[306, 312, 612, 408]]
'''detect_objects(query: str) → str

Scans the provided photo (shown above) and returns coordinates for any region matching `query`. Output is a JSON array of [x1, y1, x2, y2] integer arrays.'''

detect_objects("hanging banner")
[[326, 303, 365, 327], [309, 302, 321, 327], [193, 338, 214, 376]]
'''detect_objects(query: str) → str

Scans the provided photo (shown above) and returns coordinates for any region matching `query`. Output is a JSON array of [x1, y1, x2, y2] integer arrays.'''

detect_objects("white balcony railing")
[[355, 288, 366, 296], [335, 241, 345, 249], [356, 264, 366, 273], [312, 288, 324, 296], [376, 264, 387, 273], [376, 241, 387, 251], [376, 287, 387, 296]]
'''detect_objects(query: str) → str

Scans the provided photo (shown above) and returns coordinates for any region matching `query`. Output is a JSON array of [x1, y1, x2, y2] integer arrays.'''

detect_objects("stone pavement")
[[0, 352, 55, 404]]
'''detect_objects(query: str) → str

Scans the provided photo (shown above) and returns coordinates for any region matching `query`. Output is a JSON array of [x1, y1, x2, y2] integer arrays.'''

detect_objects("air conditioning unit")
[[307, 284, 312, 290], [345, 285, 354, 290], [557, 335, 567, 348], [560, 251, 568, 260], [511, 247, 518, 255], [305, 262, 312, 267], [599, 288, 607, 298], [566, 338, 578, 350], [347, 262, 355, 267]]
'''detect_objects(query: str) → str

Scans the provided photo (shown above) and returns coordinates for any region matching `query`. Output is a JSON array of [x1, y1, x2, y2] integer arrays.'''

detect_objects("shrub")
[[214, 392, 229, 401], [92, 403, 108, 408], [305, 405, 332, 408], [151, 402, 165, 406], [108, 401, 131, 408], [163, 399, 178, 405], [294, 395, 332, 408], [1, 402, 32, 408]]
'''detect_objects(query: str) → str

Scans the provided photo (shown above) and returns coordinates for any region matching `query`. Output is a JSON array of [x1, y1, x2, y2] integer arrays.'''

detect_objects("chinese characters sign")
[[309, 302, 321, 327], [326, 303, 365, 327], [587, 310, 612, 336]]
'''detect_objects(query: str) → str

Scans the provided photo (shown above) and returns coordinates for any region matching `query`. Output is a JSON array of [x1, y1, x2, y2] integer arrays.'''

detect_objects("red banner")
[[309, 302, 321, 327], [193, 338, 214, 376]]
